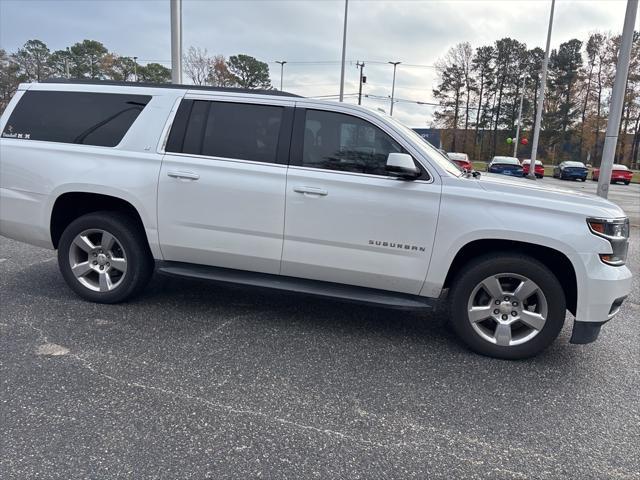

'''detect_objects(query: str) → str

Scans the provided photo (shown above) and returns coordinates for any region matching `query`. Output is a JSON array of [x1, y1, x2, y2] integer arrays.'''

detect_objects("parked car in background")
[[553, 161, 588, 181], [487, 156, 523, 177], [521, 159, 545, 178], [447, 152, 473, 171], [592, 164, 633, 185]]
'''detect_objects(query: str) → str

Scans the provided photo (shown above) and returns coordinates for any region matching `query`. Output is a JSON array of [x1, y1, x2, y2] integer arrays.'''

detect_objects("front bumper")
[[570, 254, 632, 344]]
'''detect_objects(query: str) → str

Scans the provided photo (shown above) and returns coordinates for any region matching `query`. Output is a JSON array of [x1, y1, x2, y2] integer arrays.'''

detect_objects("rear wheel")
[[58, 211, 153, 303], [624, 180, 630, 185], [449, 254, 566, 359]]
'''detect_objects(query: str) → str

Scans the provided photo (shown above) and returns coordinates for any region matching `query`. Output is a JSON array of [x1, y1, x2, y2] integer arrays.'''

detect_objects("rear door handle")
[[293, 186, 328, 196], [167, 170, 200, 181]]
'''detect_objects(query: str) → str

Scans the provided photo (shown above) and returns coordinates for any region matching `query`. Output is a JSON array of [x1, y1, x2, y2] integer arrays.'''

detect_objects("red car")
[[447, 152, 473, 171], [521, 159, 545, 178], [592, 164, 633, 185]]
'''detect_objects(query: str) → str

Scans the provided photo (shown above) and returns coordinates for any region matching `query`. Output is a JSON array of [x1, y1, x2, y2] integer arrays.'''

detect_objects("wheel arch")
[[442, 239, 578, 315], [50, 192, 148, 250]]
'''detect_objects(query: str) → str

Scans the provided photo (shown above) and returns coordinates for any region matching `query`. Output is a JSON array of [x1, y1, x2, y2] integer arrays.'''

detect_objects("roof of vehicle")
[[521, 159, 543, 165], [490, 156, 520, 165], [41, 78, 301, 98], [562, 161, 586, 167], [447, 152, 469, 160], [612, 163, 629, 170]]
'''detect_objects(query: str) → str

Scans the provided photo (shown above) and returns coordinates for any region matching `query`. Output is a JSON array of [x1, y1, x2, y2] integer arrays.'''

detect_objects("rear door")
[[157, 95, 294, 274], [281, 106, 441, 294]]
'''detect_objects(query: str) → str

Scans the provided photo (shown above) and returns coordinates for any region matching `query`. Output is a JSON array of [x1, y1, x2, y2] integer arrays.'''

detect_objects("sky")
[[0, 0, 635, 126]]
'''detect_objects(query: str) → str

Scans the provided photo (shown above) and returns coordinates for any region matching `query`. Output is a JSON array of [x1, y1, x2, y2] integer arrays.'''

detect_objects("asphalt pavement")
[[1, 223, 639, 478]]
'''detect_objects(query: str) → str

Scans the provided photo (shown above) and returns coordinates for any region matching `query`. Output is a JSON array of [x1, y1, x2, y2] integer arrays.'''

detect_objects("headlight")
[[587, 217, 630, 266]]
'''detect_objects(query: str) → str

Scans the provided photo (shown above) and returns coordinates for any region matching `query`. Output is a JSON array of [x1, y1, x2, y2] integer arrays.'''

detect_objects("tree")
[[471, 46, 495, 157], [12, 39, 50, 82], [68, 40, 108, 78], [0, 49, 21, 113], [102, 55, 138, 81], [184, 47, 211, 85], [48, 49, 72, 78], [138, 63, 171, 83], [228, 54, 271, 89], [209, 55, 237, 87]]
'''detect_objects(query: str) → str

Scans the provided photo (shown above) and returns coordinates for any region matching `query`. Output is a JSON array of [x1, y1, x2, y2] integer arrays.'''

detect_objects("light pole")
[[133, 56, 138, 82], [597, 0, 638, 198], [339, 0, 348, 102], [389, 61, 401, 116], [276, 61, 287, 91], [170, 0, 182, 84], [528, 0, 555, 179], [513, 75, 527, 158]]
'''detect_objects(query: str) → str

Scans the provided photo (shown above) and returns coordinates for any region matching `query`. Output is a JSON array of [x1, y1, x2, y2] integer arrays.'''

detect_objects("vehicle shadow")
[[4, 259, 580, 367]]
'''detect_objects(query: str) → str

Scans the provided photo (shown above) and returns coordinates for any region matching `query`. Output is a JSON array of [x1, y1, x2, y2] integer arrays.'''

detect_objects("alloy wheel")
[[68, 229, 127, 292], [466, 273, 548, 347]]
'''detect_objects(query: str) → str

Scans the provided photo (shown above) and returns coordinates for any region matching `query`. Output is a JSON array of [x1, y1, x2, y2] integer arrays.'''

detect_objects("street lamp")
[[339, 0, 349, 102], [529, 0, 555, 179], [513, 75, 527, 158], [133, 56, 138, 82], [276, 61, 287, 91], [388, 61, 401, 116]]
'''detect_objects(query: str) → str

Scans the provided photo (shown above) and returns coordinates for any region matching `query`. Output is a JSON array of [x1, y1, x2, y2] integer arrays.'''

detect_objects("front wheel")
[[449, 254, 566, 359], [58, 211, 154, 303]]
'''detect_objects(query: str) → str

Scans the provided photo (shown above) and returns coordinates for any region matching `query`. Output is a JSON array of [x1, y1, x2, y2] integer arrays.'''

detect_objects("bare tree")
[[183, 47, 211, 85]]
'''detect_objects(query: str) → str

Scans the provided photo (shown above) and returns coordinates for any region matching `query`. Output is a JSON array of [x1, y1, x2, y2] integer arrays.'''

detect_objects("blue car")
[[553, 161, 588, 181], [488, 156, 524, 177]]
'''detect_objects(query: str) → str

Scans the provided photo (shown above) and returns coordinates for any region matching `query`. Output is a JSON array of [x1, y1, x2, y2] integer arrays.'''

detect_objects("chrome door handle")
[[293, 186, 328, 196], [167, 170, 200, 180]]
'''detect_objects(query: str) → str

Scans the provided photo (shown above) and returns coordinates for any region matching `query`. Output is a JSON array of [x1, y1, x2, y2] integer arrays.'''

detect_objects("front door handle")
[[167, 170, 200, 181], [293, 186, 328, 196]]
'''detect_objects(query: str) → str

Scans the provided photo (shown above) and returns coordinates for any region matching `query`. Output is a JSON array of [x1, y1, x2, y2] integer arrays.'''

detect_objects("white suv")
[[0, 81, 632, 359]]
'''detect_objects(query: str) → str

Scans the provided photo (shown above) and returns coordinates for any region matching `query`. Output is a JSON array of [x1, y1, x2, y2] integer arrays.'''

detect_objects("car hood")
[[476, 173, 625, 218]]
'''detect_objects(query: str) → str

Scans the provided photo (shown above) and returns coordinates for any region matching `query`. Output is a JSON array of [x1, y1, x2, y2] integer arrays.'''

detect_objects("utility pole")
[[356, 61, 365, 105], [65, 47, 70, 78], [339, 0, 348, 102], [529, 0, 555, 179], [513, 75, 527, 157], [276, 61, 287, 91], [170, 0, 183, 84], [389, 61, 400, 116], [597, 0, 638, 198], [133, 56, 138, 82]]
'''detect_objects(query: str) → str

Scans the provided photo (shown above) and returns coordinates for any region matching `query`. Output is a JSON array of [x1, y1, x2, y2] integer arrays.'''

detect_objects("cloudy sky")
[[0, 0, 635, 126]]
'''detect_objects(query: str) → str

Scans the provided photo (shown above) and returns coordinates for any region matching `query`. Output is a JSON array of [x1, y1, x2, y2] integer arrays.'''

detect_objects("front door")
[[281, 107, 441, 294], [158, 96, 293, 274]]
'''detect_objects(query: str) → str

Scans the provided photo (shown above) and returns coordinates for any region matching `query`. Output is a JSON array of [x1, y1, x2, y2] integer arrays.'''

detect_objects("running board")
[[157, 261, 435, 310]]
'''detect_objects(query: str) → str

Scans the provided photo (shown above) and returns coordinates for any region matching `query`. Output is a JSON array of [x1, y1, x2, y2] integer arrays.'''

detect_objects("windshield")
[[382, 114, 463, 176], [492, 156, 520, 165]]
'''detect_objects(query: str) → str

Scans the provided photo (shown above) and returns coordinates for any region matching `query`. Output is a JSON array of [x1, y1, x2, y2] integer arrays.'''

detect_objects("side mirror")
[[386, 153, 420, 180]]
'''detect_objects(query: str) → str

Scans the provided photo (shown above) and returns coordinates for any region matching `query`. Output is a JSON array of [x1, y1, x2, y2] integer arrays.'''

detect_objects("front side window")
[[301, 110, 411, 176], [1, 90, 151, 147], [166, 100, 283, 164]]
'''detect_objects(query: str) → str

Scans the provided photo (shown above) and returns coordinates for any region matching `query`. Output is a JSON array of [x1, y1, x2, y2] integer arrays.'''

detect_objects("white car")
[[0, 81, 632, 359]]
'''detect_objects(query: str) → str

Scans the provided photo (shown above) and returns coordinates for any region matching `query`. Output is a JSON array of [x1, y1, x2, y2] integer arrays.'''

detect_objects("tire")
[[448, 254, 566, 360], [57, 211, 154, 303], [624, 181, 630, 185]]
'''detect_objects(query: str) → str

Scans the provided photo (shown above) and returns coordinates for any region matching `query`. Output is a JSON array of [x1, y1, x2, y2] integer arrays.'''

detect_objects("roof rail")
[[41, 78, 301, 98]]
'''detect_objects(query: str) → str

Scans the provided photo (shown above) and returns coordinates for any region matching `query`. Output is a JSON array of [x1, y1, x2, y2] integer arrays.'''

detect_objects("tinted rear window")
[[166, 100, 283, 164], [2, 90, 151, 147]]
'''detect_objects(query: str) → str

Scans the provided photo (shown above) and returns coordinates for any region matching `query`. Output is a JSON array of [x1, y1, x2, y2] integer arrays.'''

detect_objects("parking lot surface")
[[1, 230, 639, 478]]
